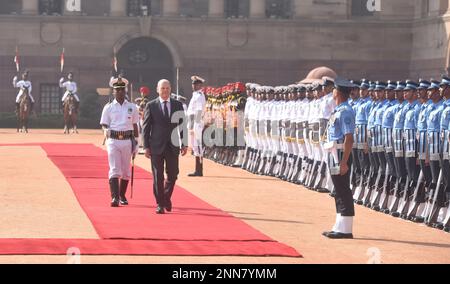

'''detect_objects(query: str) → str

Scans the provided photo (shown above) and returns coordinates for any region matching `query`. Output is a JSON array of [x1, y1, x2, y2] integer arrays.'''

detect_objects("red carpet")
[[0, 143, 301, 257]]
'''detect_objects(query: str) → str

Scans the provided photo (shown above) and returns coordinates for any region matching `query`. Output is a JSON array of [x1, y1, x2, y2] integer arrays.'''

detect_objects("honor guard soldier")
[[412, 79, 434, 222], [187, 76, 206, 177], [424, 79, 444, 226], [304, 82, 322, 187], [231, 82, 248, 167], [393, 80, 421, 219], [60, 72, 80, 111], [440, 76, 450, 232], [13, 70, 35, 113], [349, 80, 362, 198], [110, 70, 130, 101], [135, 86, 151, 154], [242, 83, 255, 170], [100, 81, 140, 207], [374, 81, 399, 212], [313, 78, 336, 192], [387, 81, 408, 214], [353, 79, 372, 204], [323, 78, 356, 239]]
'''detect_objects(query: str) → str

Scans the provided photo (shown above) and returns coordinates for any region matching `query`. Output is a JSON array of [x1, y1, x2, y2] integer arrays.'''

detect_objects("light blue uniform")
[[327, 101, 355, 175], [382, 100, 398, 153], [355, 98, 371, 150], [417, 100, 433, 160], [427, 100, 444, 161], [393, 101, 408, 157], [441, 100, 450, 160], [403, 101, 420, 157]]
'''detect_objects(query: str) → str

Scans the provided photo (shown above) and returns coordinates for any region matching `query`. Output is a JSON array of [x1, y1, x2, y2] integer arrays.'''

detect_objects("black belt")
[[109, 130, 133, 140]]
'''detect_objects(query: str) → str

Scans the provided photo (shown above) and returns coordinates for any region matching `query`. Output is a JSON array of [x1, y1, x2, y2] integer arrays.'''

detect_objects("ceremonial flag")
[[113, 47, 118, 73], [14, 46, 19, 73], [60, 48, 65, 73]]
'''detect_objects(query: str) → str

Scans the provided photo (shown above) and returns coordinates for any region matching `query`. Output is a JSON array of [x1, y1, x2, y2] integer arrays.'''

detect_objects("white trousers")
[[107, 139, 132, 180], [61, 92, 80, 102], [16, 93, 35, 103]]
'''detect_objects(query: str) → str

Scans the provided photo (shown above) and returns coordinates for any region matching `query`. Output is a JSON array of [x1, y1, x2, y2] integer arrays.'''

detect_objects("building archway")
[[117, 37, 175, 94]]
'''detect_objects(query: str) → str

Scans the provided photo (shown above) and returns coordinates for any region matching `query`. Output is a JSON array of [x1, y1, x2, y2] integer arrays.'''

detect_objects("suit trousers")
[[150, 144, 180, 207]]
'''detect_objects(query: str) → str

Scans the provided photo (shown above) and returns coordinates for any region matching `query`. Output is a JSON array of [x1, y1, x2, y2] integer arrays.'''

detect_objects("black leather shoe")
[[111, 198, 119, 207], [444, 226, 450, 233], [413, 217, 425, 223], [325, 232, 353, 239], [322, 231, 335, 237], [156, 206, 165, 214], [433, 223, 444, 230], [188, 172, 203, 177], [119, 198, 128, 206], [391, 212, 400, 218], [165, 201, 172, 212]]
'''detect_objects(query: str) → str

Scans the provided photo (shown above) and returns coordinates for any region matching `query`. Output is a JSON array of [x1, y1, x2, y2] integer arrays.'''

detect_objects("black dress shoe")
[[434, 223, 444, 230], [188, 172, 203, 177], [413, 217, 425, 223], [322, 231, 335, 237], [325, 232, 354, 239], [156, 206, 165, 214], [119, 197, 128, 206], [444, 226, 450, 232], [165, 201, 172, 212], [391, 212, 400, 218], [111, 198, 119, 207]]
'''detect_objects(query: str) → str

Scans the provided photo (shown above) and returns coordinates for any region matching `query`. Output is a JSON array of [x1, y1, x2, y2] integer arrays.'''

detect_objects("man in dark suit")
[[142, 79, 188, 214]]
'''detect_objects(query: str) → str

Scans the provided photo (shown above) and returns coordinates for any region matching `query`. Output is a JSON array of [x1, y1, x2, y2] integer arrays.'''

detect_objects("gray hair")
[[157, 79, 171, 91]]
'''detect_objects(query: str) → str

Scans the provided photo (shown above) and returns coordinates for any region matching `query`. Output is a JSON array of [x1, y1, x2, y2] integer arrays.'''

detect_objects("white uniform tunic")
[[13, 77, 35, 103], [244, 97, 254, 148], [187, 90, 206, 156], [60, 78, 80, 102], [100, 99, 139, 180]]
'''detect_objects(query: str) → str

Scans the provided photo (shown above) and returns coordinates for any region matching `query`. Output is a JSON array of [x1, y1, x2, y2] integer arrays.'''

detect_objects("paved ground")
[[0, 129, 449, 264]]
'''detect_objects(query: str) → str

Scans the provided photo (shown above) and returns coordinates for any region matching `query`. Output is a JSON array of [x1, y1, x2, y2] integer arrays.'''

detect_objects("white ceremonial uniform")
[[319, 92, 337, 189], [296, 98, 307, 159], [271, 100, 282, 154], [254, 100, 263, 152], [100, 99, 139, 180], [291, 99, 301, 157], [309, 98, 321, 161], [187, 90, 206, 156], [301, 99, 312, 160], [60, 79, 80, 102], [244, 96, 254, 149], [261, 99, 270, 158], [13, 77, 35, 103], [318, 93, 337, 162]]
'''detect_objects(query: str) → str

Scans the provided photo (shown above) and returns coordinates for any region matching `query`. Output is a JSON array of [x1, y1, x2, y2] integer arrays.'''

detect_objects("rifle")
[[131, 157, 135, 199], [131, 137, 138, 199], [425, 170, 444, 226], [406, 171, 427, 220]]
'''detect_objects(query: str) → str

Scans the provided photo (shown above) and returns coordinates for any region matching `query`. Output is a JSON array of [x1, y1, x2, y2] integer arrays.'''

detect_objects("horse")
[[17, 89, 31, 133], [63, 93, 79, 134]]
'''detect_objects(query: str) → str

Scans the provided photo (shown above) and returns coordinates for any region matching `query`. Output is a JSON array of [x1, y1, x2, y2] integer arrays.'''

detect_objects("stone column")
[[249, 0, 265, 18], [163, 0, 180, 17], [209, 0, 224, 18], [293, 0, 313, 18], [110, 0, 127, 16], [22, 0, 39, 15]]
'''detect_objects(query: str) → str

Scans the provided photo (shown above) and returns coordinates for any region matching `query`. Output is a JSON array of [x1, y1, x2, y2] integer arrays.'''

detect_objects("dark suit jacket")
[[142, 97, 187, 155]]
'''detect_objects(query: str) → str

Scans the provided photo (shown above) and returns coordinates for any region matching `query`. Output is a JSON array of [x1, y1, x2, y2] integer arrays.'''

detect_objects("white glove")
[[103, 129, 110, 138], [60, 77, 65, 83]]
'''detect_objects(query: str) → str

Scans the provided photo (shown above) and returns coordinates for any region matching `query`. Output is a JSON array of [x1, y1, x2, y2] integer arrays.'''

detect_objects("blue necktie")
[[163, 101, 169, 120]]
